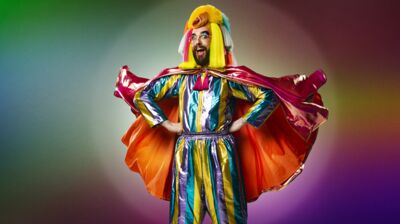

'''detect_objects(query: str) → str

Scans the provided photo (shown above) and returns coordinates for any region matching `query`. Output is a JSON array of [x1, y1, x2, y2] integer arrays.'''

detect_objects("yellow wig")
[[179, 5, 228, 69]]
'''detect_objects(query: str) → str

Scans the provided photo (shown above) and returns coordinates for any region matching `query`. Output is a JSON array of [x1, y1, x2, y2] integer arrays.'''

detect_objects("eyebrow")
[[191, 31, 210, 37]]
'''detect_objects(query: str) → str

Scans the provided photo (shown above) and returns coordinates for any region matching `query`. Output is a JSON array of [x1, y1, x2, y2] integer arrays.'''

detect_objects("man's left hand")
[[229, 118, 246, 133]]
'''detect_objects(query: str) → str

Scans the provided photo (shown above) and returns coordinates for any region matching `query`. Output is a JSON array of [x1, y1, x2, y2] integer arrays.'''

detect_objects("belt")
[[179, 131, 232, 139]]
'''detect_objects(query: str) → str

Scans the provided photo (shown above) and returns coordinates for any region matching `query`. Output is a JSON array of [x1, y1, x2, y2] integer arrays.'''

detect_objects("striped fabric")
[[134, 72, 278, 131], [170, 134, 246, 224], [134, 72, 278, 224]]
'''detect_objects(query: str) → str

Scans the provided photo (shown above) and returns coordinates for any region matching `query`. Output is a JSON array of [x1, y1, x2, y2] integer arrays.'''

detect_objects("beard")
[[193, 45, 210, 67]]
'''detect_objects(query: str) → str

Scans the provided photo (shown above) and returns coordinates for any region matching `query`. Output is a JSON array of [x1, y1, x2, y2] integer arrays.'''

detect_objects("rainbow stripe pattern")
[[133, 72, 278, 223]]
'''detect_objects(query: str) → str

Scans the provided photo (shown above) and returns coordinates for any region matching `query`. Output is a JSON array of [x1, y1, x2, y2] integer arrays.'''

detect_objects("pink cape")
[[114, 65, 328, 202]]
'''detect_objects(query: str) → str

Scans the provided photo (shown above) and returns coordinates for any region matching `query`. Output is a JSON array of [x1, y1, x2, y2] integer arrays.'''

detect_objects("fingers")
[[229, 123, 238, 133], [229, 118, 245, 133], [164, 121, 182, 134], [176, 125, 183, 135], [230, 126, 238, 133]]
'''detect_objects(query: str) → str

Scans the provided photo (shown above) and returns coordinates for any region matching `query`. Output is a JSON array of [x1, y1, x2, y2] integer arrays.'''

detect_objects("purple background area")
[[1, 0, 399, 223]]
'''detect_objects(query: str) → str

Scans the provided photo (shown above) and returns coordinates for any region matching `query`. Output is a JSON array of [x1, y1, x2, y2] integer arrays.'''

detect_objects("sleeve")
[[133, 74, 182, 127], [228, 80, 279, 128]]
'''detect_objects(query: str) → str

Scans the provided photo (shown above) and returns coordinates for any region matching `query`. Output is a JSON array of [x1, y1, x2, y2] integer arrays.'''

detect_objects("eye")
[[200, 32, 209, 39], [191, 34, 197, 42]]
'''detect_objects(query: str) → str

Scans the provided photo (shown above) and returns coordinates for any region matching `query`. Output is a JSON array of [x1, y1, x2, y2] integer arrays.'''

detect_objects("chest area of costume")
[[178, 73, 235, 110], [178, 73, 234, 132]]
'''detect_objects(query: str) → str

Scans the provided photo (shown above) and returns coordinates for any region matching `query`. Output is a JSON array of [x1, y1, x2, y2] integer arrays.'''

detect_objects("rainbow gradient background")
[[1, 0, 399, 223]]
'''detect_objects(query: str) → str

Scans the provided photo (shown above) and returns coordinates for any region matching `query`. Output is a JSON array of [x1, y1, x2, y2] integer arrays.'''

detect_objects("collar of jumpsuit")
[[193, 70, 210, 91]]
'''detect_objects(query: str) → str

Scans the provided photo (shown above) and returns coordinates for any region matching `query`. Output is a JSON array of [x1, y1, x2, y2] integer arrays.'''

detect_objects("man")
[[114, 5, 328, 224]]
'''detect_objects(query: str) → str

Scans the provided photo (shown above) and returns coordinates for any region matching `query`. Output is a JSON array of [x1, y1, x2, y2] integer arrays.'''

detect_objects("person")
[[114, 4, 328, 224]]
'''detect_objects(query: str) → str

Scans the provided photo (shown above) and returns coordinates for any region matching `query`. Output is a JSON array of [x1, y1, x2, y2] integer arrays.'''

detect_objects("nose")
[[192, 37, 200, 46]]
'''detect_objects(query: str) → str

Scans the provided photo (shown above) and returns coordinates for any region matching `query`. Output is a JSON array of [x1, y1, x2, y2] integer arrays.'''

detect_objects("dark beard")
[[193, 49, 210, 67]]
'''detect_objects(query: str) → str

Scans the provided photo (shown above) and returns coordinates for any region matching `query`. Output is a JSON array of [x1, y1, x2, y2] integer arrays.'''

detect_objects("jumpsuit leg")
[[170, 137, 207, 224], [170, 135, 247, 224]]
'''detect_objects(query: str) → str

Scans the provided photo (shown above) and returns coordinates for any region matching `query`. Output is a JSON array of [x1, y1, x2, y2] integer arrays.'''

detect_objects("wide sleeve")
[[228, 80, 279, 128], [134, 74, 182, 127]]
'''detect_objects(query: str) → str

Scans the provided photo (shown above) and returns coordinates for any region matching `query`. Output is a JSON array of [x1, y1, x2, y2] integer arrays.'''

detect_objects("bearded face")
[[191, 26, 211, 67]]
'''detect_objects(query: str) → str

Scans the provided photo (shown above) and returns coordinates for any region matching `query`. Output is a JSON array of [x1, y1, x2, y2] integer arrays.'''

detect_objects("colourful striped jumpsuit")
[[134, 71, 278, 224]]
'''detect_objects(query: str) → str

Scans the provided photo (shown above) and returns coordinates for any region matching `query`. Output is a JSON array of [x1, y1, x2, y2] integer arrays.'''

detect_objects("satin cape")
[[114, 65, 328, 202]]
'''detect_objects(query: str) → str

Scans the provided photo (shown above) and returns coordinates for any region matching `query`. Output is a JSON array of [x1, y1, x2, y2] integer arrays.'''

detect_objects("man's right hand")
[[161, 120, 183, 134]]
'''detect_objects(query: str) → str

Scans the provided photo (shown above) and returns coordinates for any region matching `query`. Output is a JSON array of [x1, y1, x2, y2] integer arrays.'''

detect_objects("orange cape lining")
[[121, 79, 321, 202]]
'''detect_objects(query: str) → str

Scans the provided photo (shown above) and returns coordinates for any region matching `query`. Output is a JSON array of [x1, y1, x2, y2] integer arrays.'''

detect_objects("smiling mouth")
[[196, 48, 206, 58]]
